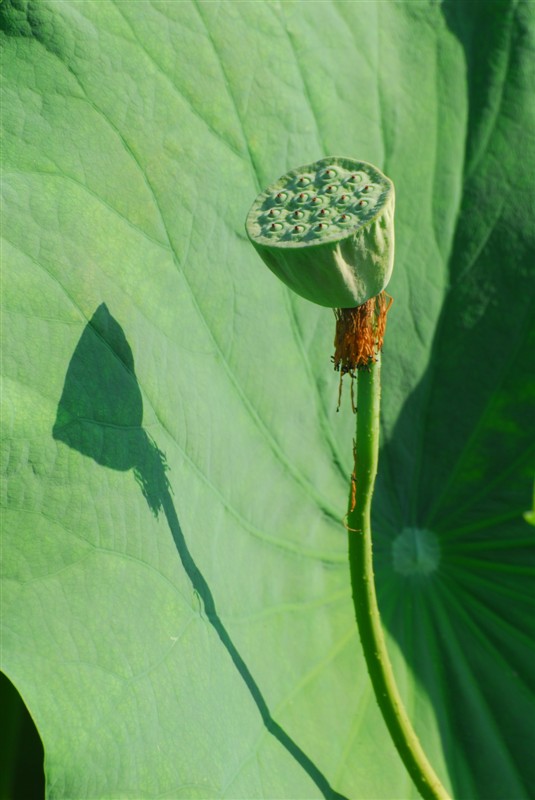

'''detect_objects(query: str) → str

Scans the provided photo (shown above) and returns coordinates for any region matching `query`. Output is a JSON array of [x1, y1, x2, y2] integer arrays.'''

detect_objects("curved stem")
[[347, 355, 451, 800]]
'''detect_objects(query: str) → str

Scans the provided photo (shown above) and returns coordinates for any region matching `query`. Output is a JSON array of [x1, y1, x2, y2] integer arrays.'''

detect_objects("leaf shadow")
[[372, 260, 534, 799], [53, 303, 347, 800], [373, 350, 535, 800]]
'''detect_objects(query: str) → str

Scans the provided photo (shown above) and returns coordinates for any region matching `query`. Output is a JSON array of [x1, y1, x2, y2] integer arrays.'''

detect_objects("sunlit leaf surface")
[[2, 2, 534, 798]]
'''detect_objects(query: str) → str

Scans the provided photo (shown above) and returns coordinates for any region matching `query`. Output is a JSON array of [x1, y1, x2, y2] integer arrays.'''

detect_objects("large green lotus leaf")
[[2, 1, 534, 798]]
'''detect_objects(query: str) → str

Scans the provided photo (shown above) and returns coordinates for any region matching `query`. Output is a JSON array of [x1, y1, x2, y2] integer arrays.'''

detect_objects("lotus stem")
[[347, 353, 451, 800]]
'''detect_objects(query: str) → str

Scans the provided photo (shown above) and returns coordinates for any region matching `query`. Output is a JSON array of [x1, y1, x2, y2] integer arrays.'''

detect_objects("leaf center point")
[[391, 528, 441, 577]]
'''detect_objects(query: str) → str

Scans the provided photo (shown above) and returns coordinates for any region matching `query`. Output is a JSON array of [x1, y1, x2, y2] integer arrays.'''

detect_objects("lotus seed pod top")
[[245, 157, 395, 308]]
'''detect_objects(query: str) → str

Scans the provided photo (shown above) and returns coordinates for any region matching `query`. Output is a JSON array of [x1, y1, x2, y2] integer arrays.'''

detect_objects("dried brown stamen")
[[332, 291, 392, 411]]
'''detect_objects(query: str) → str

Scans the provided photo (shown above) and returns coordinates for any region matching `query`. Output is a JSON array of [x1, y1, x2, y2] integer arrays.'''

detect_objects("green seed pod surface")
[[245, 157, 395, 308]]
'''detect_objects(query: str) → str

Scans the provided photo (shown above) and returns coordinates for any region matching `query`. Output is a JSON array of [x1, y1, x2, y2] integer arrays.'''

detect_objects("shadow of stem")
[[53, 302, 347, 800]]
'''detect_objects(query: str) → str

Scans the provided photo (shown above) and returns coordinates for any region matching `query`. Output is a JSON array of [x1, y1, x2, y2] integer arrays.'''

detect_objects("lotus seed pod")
[[245, 157, 395, 308]]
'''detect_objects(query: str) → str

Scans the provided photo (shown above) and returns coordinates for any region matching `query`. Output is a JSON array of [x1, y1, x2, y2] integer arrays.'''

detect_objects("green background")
[[1, 1, 534, 798]]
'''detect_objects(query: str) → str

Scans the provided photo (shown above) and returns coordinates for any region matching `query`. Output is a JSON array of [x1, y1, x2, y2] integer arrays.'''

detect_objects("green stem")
[[347, 355, 451, 800]]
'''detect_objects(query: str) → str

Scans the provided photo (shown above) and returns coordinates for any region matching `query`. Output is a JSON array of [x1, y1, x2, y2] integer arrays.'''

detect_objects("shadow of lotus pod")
[[52, 303, 169, 515], [246, 157, 395, 308]]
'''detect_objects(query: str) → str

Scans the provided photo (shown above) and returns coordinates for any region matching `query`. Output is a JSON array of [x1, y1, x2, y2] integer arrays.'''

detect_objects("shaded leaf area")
[[372, 4, 535, 796], [0, 672, 44, 800], [1, 1, 534, 799]]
